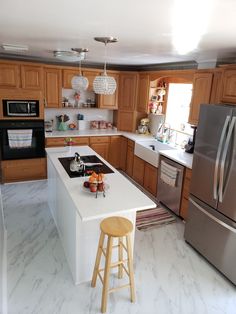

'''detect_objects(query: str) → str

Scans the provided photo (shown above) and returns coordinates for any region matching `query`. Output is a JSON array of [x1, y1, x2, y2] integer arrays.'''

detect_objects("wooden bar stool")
[[91, 216, 135, 313]]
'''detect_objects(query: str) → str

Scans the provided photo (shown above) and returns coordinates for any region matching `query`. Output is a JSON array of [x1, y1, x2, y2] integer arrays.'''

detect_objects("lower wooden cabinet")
[[143, 162, 158, 196], [180, 168, 192, 221], [126, 140, 135, 177], [2, 158, 47, 183], [119, 136, 128, 171], [108, 136, 121, 168], [45, 136, 89, 147], [132, 155, 145, 185], [89, 136, 110, 160]]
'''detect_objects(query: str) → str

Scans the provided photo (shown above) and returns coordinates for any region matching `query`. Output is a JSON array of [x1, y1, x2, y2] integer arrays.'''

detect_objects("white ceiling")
[[0, 0, 236, 66]]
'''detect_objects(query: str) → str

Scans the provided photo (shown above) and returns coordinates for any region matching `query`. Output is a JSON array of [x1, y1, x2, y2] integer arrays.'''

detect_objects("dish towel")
[[160, 160, 178, 187], [7, 129, 33, 148]]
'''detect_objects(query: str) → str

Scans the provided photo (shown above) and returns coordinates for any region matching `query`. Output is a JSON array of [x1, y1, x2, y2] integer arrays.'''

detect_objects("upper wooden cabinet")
[[188, 72, 213, 125], [62, 69, 79, 88], [0, 63, 20, 88], [82, 70, 99, 91], [137, 74, 150, 113], [44, 67, 62, 108], [21, 65, 43, 90], [119, 72, 138, 110], [221, 69, 236, 103], [97, 73, 119, 109]]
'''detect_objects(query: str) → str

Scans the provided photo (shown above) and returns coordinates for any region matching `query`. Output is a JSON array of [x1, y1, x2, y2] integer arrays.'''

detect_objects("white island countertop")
[[46, 145, 156, 222]]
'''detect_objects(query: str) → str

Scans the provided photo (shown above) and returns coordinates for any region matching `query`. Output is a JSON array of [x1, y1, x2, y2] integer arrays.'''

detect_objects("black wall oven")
[[0, 120, 45, 160]]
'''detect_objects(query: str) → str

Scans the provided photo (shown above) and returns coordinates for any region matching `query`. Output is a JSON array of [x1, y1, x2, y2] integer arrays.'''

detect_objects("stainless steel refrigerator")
[[184, 104, 236, 285]]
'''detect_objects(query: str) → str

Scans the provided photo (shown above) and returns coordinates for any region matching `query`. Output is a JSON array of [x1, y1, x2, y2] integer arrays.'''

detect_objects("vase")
[[58, 122, 67, 131]]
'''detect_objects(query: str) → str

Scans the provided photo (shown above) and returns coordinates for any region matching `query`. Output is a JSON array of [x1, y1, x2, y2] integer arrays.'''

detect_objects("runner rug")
[[119, 170, 176, 230]]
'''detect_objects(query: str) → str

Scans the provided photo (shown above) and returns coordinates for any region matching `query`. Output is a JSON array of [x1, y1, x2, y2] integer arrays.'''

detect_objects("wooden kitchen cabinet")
[[119, 72, 138, 110], [108, 136, 121, 168], [137, 73, 150, 113], [132, 155, 145, 185], [62, 69, 80, 88], [1, 158, 47, 183], [126, 139, 135, 177], [21, 65, 43, 90], [45, 136, 89, 147], [188, 72, 213, 125], [89, 136, 110, 160], [119, 136, 128, 171], [82, 70, 99, 91], [180, 167, 192, 221], [97, 73, 119, 109], [221, 68, 236, 103], [44, 67, 62, 108], [143, 162, 158, 196], [0, 62, 20, 88]]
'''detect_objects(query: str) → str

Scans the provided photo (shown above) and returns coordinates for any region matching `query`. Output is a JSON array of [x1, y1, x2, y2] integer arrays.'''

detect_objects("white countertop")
[[46, 146, 156, 221], [159, 149, 193, 169], [45, 129, 193, 169]]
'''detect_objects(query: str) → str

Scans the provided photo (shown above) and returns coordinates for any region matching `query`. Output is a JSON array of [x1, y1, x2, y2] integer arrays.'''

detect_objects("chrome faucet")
[[157, 123, 171, 143]]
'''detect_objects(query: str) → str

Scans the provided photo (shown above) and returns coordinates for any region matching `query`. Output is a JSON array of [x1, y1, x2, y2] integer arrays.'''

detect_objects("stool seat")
[[100, 216, 133, 237]]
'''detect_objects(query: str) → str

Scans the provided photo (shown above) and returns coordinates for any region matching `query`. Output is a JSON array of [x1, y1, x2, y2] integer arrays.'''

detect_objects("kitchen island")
[[46, 145, 156, 284]]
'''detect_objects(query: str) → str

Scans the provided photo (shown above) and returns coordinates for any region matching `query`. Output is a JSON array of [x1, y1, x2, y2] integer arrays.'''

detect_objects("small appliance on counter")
[[137, 118, 149, 134], [45, 120, 53, 132], [148, 113, 165, 137], [185, 126, 197, 153]]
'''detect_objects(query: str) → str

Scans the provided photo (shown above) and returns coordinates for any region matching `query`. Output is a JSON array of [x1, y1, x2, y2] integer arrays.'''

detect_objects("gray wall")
[[0, 185, 7, 314]]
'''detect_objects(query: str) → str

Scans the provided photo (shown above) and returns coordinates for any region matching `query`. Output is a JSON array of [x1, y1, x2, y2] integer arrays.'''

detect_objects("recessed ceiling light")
[[2, 44, 29, 52]]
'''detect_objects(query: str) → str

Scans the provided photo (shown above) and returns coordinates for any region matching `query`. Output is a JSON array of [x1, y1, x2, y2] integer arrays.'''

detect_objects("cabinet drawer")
[[2, 158, 46, 183], [73, 137, 89, 145], [46, 137, 65, 147], [89, 136, 110, 144]]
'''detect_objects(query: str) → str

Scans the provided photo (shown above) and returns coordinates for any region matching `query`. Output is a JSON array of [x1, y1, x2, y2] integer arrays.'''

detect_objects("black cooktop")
[[58, 155, 114, 178]]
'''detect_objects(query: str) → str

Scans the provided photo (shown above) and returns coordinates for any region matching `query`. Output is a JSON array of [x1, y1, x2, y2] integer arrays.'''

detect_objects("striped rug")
[[136, 207, 176, 230], [119, 170, 176, 230]]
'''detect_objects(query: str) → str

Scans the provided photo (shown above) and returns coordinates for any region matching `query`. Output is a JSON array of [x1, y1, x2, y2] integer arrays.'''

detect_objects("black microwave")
[[2, 99, 40, 117]]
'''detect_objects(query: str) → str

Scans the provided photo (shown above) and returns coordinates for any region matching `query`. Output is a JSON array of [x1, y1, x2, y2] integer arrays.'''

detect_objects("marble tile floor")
[[2, 180, 236, 314]]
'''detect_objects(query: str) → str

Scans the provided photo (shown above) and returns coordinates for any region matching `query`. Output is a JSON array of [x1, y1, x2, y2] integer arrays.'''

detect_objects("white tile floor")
[[2, 180, 236, 314]]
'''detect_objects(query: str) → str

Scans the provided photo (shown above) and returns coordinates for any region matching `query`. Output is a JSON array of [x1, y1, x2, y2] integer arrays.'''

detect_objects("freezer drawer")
[[185, 197, 236, 285], [157, 155, 184, 215]]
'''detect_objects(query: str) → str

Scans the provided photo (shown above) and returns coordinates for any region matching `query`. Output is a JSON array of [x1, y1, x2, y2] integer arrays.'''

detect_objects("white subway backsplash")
[[45, 108, 113, 131]]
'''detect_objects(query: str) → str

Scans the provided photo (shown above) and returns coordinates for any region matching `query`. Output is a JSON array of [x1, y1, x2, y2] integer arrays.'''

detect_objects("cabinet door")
[[119, 136, 128, 171], [143, 162, 158, 196], [137, 74, 150, 113], [117, 110, 136, 132], [90, 143, 109, 160], [21, 65, 43, 90], [119, 73, 138, 110], [126, 140, 134, 177], [82, 70, 99, 91], [188, 72, 213, 125], [108, 136, 121, 168], [0, 63, 20, 88], [132, 155, 145, 185], [44, 68, 62, 108], [98, 73, 119, 109], [221, 69, 236, 103], [62, 69, 79, 88], [180, 168, 192, 221]]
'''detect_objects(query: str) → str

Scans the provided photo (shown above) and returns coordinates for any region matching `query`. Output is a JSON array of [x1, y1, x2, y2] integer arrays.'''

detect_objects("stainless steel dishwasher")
[[157, 155, 184, 216]]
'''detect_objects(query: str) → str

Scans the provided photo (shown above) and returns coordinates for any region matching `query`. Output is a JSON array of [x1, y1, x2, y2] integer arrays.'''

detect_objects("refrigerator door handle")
[[219, 116, 236, 202], [189, 198, 236, 233], [213, 115, 230, 200]]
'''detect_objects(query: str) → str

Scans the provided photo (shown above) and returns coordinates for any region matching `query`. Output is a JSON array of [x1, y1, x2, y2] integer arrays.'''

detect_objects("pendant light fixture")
[[71, 48, 89, 91], [93, 37, 118, 95]]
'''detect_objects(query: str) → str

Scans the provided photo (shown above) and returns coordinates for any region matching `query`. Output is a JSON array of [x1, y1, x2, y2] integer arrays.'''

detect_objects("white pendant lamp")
[[93, 37, 118, 95], [71, 48, 89, 91]]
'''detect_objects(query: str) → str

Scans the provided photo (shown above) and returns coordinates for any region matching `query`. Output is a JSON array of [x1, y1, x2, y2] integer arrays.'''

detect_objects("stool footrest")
[[109, 283, 131, 293]]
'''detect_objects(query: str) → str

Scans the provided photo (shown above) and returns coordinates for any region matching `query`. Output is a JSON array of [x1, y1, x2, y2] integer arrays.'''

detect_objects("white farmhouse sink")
[[134, 140, 175, 168]]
